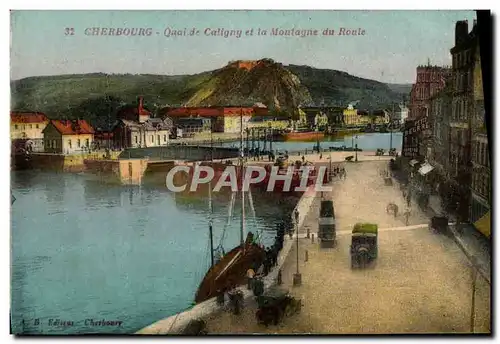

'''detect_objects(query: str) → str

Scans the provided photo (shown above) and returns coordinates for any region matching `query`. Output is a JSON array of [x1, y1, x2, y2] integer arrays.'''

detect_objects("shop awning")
[[409, 159, 419, 166], [418, 163, 434, 175], [474, 211, 491, 238]]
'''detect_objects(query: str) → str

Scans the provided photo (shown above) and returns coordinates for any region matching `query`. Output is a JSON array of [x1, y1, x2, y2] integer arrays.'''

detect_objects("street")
[[204, 160, 490, 334]]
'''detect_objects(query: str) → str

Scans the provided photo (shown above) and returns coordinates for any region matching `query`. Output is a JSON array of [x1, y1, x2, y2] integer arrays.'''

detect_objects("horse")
[[386, 203, 399, 218]]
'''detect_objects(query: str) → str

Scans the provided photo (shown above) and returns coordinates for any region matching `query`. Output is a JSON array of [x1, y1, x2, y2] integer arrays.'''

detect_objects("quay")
[[202, 160, 490, 334], [137, 159, 490, 334]]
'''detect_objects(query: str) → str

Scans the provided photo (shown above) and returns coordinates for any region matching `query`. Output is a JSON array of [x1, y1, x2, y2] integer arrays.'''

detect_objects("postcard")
[[10, 9, 491, 335]]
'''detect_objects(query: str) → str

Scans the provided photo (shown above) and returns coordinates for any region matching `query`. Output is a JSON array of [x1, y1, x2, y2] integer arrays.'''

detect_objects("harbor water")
[[10, 171, 299, 334], [222, 132, 403, 152]]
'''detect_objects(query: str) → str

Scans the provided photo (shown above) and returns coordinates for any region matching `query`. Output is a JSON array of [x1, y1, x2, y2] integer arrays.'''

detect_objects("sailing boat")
[[194, 110, 266, 304]]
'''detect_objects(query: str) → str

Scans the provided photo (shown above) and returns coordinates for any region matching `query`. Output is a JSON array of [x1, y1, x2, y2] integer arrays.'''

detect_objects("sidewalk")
[[391, 164, 491, 283]]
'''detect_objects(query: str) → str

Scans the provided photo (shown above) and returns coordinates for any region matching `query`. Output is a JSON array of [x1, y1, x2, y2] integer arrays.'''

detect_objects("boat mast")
[[208, 149, 215, 267], [240, 108, 245, 251]]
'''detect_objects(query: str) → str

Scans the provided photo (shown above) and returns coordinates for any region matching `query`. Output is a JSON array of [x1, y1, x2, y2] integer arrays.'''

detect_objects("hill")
[[10, 60, 412, 128]]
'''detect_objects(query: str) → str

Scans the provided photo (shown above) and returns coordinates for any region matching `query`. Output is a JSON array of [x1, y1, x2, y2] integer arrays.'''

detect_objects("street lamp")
[[315, 125, 320, 153], [293, 209, 302, 286], [355, 135, 359, 162]]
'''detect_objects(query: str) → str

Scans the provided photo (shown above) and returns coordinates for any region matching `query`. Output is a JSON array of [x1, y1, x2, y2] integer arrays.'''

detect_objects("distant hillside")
[[386, 83, 412, 98], [10, 60, 411, 128]]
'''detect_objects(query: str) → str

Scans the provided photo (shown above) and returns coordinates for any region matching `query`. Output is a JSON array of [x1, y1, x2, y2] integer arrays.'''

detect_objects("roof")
[[48, 119, 94, 135], [94, 132, 114, 139], [11, 112, 49, 123], [118, 118, 171, 131], [352, 223, 378, 234], [165, 107, 262, 117], [166, 107, 222, 117]]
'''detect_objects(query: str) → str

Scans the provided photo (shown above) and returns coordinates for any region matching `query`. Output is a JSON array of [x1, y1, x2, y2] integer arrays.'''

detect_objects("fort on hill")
[[227, 58, 277, 71]]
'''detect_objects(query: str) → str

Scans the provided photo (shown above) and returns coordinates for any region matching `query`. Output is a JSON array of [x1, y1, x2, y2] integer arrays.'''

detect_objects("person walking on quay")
[[247, 268, 255, 290]]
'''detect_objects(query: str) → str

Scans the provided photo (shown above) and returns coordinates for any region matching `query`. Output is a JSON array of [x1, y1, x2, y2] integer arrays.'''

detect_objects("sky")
[[10, 10, 476, 83]]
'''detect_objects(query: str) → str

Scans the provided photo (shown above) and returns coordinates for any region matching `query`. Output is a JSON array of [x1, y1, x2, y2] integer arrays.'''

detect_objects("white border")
[[3, 1, 498, 344]]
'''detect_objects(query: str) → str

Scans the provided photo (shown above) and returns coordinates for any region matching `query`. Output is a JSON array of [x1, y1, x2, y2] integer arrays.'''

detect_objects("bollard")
[[305, 250, 309, 262]]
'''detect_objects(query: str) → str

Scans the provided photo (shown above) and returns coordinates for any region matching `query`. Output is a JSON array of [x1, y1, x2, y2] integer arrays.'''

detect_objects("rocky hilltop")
[[185, 58, 312, 112]]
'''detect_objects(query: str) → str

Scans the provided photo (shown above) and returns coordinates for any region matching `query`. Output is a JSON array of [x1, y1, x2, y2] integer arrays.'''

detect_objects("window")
[[135, 136, 138, 144], [68, 140, 72, 149], [29, 124, 32, 129], [77, 139, 81, 148], [85, 138, 89, 147], [52, 140, 56, 148], [14, 125, 18, 130], [36, 124, 39, 129], [151, 135, 154, 143], [483, 143, 489, 166], [163, 135, 167, 142]]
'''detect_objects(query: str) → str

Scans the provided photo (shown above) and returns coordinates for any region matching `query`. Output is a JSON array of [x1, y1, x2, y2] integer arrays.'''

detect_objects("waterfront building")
[[112, 96, 172, 148], [469, 36, 490, 236], [393, 104, 409, 125], [300, 107, 329, 129], [342, 104, 358, 126], [372, 109, 391, 125], [43, 119, 95, 154], [10, 111, 49, 152], [214, 107, 253, 133], [357, 110, 372, 126], [448, 20, 479, 221], [93, 131, 114, 150], [164, 107, 255, 133], [173, 117, 212, 136], [247, 116, 289, 129], [112, 118, 171, 148]]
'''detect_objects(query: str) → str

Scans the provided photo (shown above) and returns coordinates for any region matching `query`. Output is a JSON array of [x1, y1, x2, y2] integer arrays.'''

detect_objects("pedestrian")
[[246, 268, 255, 290], [263, 257, 270, 275]]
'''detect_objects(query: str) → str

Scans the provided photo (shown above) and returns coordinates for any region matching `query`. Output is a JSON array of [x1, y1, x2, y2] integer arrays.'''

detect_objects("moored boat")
[[274, 129, 324, 142]]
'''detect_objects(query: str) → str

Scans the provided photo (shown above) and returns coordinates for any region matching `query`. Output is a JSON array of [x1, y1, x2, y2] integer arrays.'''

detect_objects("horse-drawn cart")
[[255, 287, 302, 326], [429, 216, 449, 235]]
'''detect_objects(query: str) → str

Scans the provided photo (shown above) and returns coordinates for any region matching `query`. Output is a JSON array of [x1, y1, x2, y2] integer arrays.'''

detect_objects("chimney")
[[71, 119, 80, 133], [455, 20, 469, 46], [138, 96, 144, 111]]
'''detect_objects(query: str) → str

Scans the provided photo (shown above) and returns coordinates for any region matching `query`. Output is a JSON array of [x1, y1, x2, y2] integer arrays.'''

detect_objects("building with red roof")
[[116, 96, 151, 123], [10, 111, 49, 152], [43, 119, 95, 154], [162, 106, 271, 133]]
